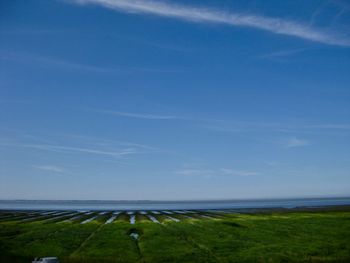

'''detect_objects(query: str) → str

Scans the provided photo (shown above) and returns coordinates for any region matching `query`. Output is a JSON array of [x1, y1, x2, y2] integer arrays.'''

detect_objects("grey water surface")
[[0, 197, 350, 211]]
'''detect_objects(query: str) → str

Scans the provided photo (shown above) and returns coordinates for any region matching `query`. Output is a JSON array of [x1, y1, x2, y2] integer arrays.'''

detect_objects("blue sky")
[[1, 0, 350, 200]]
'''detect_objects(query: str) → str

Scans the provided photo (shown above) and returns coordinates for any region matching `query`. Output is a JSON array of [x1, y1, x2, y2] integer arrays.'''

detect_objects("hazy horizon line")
[[1, 195, 349, 203]]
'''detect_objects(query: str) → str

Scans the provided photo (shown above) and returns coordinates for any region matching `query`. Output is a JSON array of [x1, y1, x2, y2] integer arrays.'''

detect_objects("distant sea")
[[1, 197, 350, 211]]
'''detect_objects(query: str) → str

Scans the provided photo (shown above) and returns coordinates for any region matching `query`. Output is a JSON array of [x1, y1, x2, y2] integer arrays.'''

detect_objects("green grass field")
[[1, 209, 350, 262]]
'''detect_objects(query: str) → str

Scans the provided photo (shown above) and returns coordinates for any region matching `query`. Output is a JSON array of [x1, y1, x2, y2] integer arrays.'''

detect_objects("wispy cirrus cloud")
[[175, 169, 213, 177], [63, 134, 158, 150], [32, 165, 66, 173], [284, 137, 309, 148], [202, 120, 350, 135], [0, 131, 162, 159], [0, 50, 182, 74], [70, 0, 350, 46], [89, 109, 185, 120], [259, 47, 310, 59], [175, 167, 260, 178], [0, 51, 122, 73], [219, 168, 260, 176], [0, 141, 147, 158], [303, 124, 350, 130]]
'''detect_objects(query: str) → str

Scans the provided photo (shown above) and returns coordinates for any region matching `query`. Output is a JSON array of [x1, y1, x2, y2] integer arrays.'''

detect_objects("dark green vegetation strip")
[[1, 211, 350, 262], [69, 222, 141, 263]]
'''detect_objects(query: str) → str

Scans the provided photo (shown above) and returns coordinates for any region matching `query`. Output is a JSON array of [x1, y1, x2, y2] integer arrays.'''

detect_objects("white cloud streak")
[[0, 51, 122, 73], [0, 132, 164, 165], [285, 137, 309, 148], [32, 165, 66, 173], [90, 109, 185, 120], [304, 124, 350, 130], [175, 169, 213, 177], [175, 168, 260, 177], [259, 48, 310, 59], [202, 121, 350, 134], [219, 168, 260, 176], [0, 142, 143, 158], [71, 0, 350, 46], [0, 51, 181, 74], [63, 134, 158, 150]]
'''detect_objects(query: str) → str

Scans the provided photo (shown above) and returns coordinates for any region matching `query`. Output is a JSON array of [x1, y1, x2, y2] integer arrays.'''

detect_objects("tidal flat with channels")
[[0, 205, 350, 263]]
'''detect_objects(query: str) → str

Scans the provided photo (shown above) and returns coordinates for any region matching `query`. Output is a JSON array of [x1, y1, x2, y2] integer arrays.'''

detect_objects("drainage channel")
[[105, 215, 117, 224], [130, 215, 136, 224], [105, 212, 120, 224], [62, 212, 90, 222], [147, 215, 160, 223], [162, 211, 173, 214], [128, 229, 143, 263], [166, 216, 180, 222], [81, 216, 98, 224], [44, 212, 78, 222], [151, 211, 160, 214]]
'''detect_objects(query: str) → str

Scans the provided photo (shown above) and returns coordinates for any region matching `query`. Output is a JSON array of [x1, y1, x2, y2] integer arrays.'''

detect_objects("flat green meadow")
[[1, 209, 350, 262]]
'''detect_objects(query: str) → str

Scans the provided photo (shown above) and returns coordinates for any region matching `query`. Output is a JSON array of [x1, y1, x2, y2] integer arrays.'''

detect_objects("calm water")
[[0, 197, 350, 211]]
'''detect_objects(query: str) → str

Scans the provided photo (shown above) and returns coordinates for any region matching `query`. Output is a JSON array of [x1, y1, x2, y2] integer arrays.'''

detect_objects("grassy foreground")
[[1, 209, 350, 262]]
